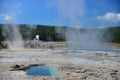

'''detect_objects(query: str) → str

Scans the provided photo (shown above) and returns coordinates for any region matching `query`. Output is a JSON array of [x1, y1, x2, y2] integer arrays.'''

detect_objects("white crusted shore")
[[0, 49, 120, 80]]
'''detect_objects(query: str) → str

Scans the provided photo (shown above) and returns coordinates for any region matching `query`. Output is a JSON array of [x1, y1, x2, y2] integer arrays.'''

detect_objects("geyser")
[[1, 1, 24, 49], [48, 0, 111, 50], [65, 28, 106, 49], [2, 24, 24, 49]]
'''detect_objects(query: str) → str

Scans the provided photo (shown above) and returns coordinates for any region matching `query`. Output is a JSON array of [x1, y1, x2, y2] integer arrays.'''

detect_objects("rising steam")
[[47, 0, 108, 49], [1, 1, 24, 49]]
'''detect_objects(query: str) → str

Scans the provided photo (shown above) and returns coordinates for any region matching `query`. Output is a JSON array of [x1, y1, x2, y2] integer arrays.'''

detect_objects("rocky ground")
[[0, 48, 120, 80]]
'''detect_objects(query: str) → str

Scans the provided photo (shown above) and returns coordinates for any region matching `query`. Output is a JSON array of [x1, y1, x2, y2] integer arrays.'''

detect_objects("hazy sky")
[[0, 0, 120, 28]]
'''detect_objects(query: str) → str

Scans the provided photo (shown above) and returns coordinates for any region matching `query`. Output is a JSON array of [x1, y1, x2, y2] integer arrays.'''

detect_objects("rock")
[[66, 72, 70, 76], [73, 74, 87, 80], [95, 53, 103, 56], [29, 64, 45, 66], [55, 77, 61, 80], [110, 72, 116, 76], [95, 53, 107, 56], [112, 70, 118, 73], [85, 71, 96, 75], [110, 70, 118, 75], [10, 64, 26, 71], [74, 69, 86, 73], [12, 65, 20, 68]]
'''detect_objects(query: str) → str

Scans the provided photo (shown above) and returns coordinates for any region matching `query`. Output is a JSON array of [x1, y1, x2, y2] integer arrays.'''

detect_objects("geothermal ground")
[[0, 42, 120, 80]]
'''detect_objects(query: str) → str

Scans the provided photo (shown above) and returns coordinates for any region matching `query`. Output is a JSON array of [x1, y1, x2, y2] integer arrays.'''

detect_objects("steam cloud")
[[0, 1, 24, 49], [47, 0, 84, 26], [47, 0, 107, 49]]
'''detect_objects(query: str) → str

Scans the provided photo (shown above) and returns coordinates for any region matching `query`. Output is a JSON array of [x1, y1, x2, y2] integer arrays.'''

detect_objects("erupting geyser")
[[49, 0, 108, 50], [2, 24, 24, 49], [1, 2, 24, 49]]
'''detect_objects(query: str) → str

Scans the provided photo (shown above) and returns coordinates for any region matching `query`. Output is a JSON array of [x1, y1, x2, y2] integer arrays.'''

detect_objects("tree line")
[[0, 24, 65, 42], [0, 24, 120, 43]]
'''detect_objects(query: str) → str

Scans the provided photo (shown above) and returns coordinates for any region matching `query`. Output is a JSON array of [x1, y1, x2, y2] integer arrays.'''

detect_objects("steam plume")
[[47, 0, 107, 49], [1, 1, 24, 49]]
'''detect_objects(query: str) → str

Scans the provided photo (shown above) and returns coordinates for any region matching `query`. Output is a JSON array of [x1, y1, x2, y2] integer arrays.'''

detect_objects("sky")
[[0, 0, 120, 28]]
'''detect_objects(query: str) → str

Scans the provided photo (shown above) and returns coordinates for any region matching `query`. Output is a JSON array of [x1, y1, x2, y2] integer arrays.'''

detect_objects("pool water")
[[24, 66, 62, 77]]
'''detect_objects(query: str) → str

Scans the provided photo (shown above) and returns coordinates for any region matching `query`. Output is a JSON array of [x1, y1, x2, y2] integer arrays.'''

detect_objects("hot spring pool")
[[24, 65, 62, 77]]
